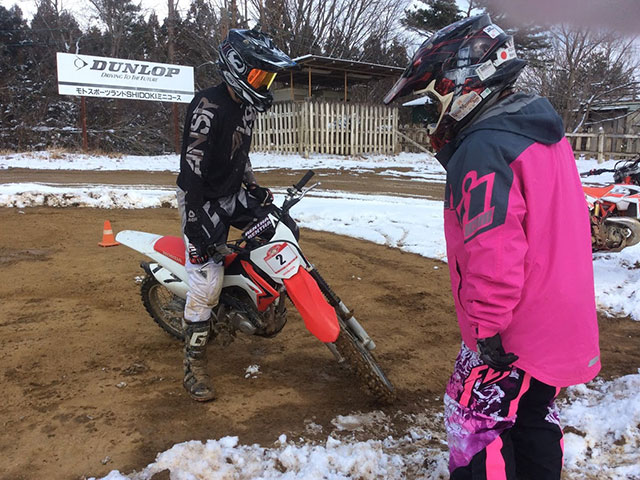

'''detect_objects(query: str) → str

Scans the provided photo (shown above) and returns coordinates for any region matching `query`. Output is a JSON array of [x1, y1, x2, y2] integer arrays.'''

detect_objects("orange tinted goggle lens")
[[247, 69, 276, 89]]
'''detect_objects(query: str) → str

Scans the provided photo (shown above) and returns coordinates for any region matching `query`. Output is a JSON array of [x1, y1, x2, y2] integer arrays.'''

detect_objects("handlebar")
[[581, 157, 640, 177], [580, 168, 615, 177], [226, 170, 317, 250], [281, 169, 317, 214], [293, 170, 315, 191]]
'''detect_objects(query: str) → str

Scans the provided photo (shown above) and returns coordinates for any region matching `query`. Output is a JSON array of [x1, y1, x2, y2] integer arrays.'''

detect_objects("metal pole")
[[172, 104, 180, 154], [168, 0, 180, 153], [597, 126, 605, 164], [81, 96, 88, 151]]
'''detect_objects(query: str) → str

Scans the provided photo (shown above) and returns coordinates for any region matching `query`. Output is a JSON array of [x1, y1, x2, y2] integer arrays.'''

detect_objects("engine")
[[591, 216, 640, 252], [211, 289, 287, 345]]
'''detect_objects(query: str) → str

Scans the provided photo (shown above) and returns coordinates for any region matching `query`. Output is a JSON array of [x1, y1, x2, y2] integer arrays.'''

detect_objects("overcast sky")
[[5, 0, 639, 32], [1, 0, 171, 24], [3, 0, 472, 25], [2, 0, 638, 37]]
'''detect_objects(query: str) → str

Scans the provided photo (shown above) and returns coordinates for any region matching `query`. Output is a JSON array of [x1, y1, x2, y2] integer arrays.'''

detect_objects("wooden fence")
[[253, 100, 397, 155], [253, 101, 640, 160], [396, 125, 432, 153], [565, 132, 640, 162]]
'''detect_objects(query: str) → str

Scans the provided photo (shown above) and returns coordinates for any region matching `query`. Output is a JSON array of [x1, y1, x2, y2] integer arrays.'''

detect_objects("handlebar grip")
[[294, 170, 315, 191], [581, 168, 610, 177]]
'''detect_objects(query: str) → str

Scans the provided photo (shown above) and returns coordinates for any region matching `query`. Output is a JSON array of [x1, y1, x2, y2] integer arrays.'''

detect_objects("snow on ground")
[[562, 372, 640, 479], [0, 151, 445, 182], [89, 372, 640, 480], [1, 153, 637, 320], [0, 182, 177, 209], [2, 151, 639, 479]]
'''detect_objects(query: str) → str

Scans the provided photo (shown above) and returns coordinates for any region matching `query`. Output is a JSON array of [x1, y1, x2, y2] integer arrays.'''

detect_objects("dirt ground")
[[1, 169, 639, 479]]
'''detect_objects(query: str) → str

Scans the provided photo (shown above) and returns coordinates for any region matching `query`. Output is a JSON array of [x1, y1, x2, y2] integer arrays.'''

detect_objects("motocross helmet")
[[383, 14, 526, 151], [218, 26, 298, 112]]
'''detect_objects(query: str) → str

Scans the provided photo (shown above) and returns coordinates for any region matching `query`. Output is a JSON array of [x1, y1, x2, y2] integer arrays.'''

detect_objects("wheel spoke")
[[141, 276, 185, 340]]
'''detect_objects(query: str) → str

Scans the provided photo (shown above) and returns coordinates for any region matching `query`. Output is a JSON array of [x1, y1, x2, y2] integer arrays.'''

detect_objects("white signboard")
[[56, 52, 194, 103]]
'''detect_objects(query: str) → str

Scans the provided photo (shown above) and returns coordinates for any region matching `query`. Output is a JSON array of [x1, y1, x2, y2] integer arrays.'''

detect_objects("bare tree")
[[519, 25, 639, 133], [235, 0, 410, 59], [32, 0, 83, 52], [87, 0, 142, 57]]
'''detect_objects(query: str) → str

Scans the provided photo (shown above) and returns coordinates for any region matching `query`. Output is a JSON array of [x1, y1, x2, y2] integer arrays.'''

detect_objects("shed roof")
[[277, 54, 405, 89]]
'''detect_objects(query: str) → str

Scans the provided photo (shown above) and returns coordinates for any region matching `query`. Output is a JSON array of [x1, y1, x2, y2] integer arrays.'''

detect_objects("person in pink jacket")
[[384, 14, 600, 480]]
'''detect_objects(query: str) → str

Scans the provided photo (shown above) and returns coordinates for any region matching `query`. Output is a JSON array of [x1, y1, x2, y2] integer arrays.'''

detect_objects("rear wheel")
[[333, 321, 396, 404], [140, 275, 185, 340]]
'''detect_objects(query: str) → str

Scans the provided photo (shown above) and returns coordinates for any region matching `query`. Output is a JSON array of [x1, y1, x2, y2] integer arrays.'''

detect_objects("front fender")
[[283, 268, 340, 343]]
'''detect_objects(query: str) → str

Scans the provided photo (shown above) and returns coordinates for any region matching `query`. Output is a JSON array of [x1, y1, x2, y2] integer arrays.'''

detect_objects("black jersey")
[[177, 83, 256, 224]]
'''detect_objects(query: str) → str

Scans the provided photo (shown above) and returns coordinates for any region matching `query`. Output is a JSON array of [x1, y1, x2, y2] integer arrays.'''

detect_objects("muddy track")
[[0, 167, 446, 200], [0, 176, 638, 479]]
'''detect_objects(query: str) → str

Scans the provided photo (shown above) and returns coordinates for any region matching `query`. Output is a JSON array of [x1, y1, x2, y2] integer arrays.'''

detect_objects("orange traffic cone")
[[99, 220, 120, 247]]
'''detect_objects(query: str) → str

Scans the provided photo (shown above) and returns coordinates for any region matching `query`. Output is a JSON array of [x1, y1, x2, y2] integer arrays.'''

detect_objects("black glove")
[[477, 333, 519, 371], [187, 241, 208, 264], [247, 183, 274, 206], [205, 243, 233, 264]]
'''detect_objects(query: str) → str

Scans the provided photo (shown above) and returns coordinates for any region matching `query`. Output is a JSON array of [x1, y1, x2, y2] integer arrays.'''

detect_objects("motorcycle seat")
[[154, 235, 186, 265]]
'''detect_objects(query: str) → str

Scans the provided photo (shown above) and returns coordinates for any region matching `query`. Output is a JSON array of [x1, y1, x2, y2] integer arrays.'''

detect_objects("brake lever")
[[299, 181, 320, 200]]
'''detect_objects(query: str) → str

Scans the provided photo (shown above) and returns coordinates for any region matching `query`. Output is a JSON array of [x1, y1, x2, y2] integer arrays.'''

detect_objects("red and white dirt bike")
[[116, 170, 396, 403], [581, 157, 640, 252]]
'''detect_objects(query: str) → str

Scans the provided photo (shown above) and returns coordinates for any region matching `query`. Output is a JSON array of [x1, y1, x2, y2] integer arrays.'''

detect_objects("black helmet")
[[383, 14, 526, 151], [218, 27, 297, 112]]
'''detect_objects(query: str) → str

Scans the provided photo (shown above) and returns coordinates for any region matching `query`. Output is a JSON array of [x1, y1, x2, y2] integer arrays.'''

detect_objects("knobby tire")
[[334, 320, 396, 404], [140, 275, 184, 341]]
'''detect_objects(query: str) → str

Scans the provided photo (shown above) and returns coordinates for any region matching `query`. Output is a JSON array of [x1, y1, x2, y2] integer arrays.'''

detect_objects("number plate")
[[264, 243, 298, 274]]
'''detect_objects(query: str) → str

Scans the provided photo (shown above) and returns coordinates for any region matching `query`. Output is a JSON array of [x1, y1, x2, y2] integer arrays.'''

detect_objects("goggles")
[[247, 69, 277, 90], [414, 80, 454, 134]]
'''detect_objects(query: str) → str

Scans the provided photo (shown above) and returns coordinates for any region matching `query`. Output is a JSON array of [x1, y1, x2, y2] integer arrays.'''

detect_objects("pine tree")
[[403, 0, 550, 67], [471, 0, 550, 67], [0, 5, 30, 148], [403, 0, 463, 33], [87, 0, 142, 57]]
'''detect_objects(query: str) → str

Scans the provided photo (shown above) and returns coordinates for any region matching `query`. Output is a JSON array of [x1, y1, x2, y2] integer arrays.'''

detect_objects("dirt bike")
[[115, 170, 396, 403], [581, 156, 640, 252]]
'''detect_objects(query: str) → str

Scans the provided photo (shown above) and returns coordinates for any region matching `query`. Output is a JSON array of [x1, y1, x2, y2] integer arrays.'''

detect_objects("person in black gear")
[[176, 26, 297, 402]]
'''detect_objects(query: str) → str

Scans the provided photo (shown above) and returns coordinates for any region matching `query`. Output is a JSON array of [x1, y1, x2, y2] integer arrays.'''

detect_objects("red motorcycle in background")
[[581, 157, 640, 252]]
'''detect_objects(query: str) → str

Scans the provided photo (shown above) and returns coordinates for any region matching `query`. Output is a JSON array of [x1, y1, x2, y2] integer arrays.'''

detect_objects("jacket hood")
[[436, 93, 565, 166]]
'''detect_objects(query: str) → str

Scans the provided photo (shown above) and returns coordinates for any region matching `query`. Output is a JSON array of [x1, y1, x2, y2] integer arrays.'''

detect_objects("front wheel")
[[140, 275, 185, 340], [333, 321, 396, 404]]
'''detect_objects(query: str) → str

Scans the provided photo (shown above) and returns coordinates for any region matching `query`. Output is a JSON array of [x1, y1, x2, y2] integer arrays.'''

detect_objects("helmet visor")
[[247, 69, 277, 91], [383, 75, 412, 105]]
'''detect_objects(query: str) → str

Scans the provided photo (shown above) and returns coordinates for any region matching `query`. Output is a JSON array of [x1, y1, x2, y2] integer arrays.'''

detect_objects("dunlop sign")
[[56, 52, 194, 103]]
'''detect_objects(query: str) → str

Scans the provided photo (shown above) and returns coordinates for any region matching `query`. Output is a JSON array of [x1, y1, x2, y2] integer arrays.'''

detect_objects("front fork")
[[307, 266, 376, 351]]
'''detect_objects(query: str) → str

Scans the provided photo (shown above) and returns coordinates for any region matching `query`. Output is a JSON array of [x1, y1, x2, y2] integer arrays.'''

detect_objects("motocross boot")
[[182, 320, 216, 402]]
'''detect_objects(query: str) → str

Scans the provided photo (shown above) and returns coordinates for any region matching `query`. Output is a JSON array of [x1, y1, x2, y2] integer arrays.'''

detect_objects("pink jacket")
[[438, 93, 600, 387]]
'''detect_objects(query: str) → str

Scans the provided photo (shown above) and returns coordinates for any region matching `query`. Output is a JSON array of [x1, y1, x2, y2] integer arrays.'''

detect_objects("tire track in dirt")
[[0, 180, 638, 478]]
